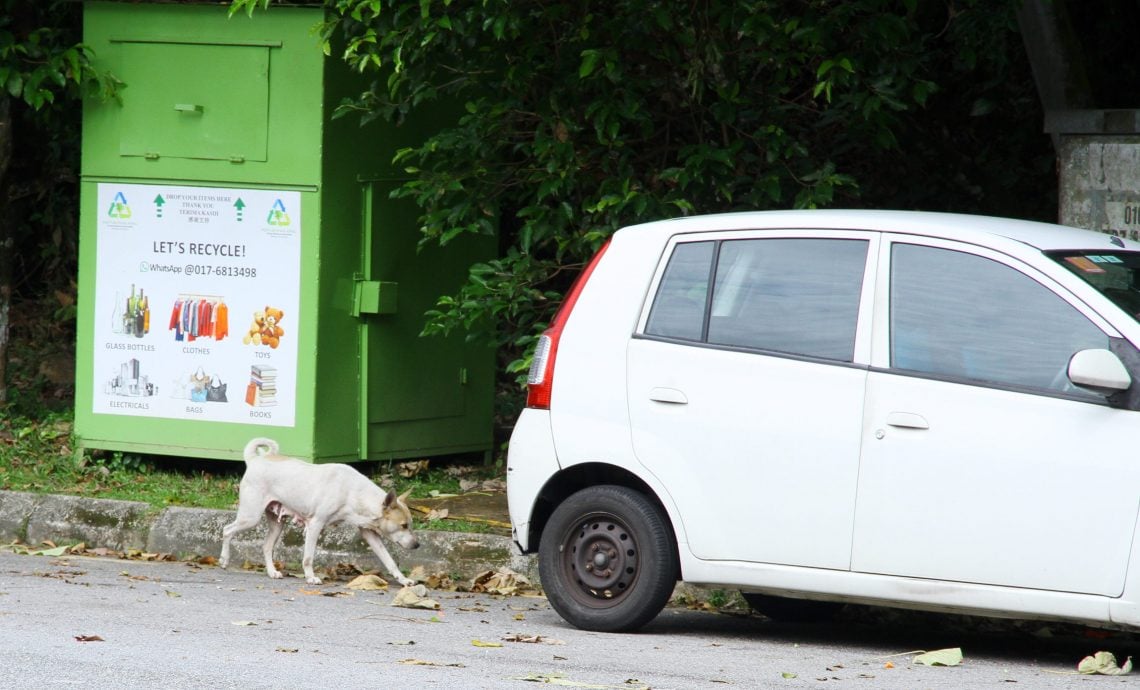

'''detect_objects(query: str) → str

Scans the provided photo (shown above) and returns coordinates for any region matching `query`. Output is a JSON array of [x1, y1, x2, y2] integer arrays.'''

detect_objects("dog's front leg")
[[301, 519, 327, 585], [359, 528, 415, 587], [262, 517, 285, 579]]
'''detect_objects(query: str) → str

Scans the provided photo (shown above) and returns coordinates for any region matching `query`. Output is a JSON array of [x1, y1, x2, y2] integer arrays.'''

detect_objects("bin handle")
[[174, 104, 204, 114]]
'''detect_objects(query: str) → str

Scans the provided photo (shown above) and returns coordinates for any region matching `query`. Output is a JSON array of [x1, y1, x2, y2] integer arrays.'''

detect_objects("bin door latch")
[[352, 278, 398, 316]]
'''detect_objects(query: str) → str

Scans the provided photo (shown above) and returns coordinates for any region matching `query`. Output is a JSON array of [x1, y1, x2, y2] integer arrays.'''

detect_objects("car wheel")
[[540, 485, 678, 632], [742, 593, 842, 623]]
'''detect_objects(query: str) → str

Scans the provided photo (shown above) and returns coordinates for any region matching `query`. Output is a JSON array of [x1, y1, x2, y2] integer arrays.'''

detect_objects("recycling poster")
[[92, 182, 300, 427]]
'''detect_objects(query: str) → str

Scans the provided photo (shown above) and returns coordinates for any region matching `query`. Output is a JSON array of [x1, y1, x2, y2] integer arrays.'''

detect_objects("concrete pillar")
[[1046, 109, 1140, 238]]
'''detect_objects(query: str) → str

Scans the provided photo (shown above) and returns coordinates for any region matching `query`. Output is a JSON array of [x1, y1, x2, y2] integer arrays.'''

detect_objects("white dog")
[[219, 437, 419, 586]]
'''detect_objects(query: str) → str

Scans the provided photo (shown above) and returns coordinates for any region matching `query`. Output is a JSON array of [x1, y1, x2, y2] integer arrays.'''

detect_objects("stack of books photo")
[[244, 364, 278, 407]]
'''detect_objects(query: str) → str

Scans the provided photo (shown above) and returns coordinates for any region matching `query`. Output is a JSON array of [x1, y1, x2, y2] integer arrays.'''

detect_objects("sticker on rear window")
[[1065, 256, 1107, 273], [1087, 255, 1124, 264]]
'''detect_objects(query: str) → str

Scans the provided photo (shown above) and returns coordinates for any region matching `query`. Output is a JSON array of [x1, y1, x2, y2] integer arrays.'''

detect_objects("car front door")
[[852, 237, 1140, 596], [628, 231, 876, 569]]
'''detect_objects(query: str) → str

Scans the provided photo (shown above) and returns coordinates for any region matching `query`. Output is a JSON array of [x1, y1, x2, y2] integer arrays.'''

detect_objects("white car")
[[507, 210, 1140, 632]]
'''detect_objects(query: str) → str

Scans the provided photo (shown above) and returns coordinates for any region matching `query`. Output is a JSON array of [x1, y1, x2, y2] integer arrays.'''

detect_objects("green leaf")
[[912, 648, 963, 667], [1078, 651, 1133, 675], [579, 49, 600, 78], [32, 544, 69, 557], [6, 72, 22, 98]]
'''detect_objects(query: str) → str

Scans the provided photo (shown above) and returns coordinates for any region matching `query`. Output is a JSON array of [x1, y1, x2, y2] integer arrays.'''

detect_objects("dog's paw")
[[218, 559, 229, 570], [306, 575, 322, 585], [267, 569, 284, 579], [397, 576, 416, 587]]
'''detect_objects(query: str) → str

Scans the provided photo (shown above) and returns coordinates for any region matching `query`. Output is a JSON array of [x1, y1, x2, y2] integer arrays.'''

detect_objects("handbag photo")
[[206, 374, 228, 403]]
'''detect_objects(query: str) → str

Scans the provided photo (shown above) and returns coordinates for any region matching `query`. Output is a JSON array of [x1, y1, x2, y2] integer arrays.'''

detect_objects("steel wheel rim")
[[559, 513, 639, 608]]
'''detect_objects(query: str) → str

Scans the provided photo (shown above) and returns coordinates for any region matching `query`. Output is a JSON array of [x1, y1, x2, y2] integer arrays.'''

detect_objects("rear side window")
[[644, 241, 714, 340], [645, 237, 868, 361]]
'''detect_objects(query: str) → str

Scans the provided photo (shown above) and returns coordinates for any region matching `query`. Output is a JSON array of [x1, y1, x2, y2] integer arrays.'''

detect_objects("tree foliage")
[[252, 0, 1051, 393], [233, 1, 1048, 403], [0, 1, 119, 407]]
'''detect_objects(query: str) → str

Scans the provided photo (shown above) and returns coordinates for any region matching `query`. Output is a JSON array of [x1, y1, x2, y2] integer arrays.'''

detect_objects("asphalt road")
[[2, 550, 1136, 689]]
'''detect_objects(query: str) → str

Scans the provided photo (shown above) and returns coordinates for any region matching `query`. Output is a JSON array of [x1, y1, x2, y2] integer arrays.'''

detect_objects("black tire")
[[539, 485, 678, 632], [742, 592, 842, 623]]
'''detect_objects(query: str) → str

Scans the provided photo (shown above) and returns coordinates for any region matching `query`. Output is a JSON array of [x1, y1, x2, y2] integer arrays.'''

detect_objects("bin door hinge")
[[352, 278, 398, 316]]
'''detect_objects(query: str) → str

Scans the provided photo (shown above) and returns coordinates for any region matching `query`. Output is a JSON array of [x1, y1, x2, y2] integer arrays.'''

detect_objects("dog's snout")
[[403, 534, 420, 550]]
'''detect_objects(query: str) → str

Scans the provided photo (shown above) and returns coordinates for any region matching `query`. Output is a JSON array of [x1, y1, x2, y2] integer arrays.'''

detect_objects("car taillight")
[[525, 239, 612, 409]]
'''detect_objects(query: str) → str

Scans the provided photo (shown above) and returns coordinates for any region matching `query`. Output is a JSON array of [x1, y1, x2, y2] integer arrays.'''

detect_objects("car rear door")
[[627, 230, 877, 568], [852, 235, 1140, 596]]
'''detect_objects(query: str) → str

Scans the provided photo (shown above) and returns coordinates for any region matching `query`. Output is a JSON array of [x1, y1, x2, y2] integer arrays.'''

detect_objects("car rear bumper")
[[506, 408, 560, 552]]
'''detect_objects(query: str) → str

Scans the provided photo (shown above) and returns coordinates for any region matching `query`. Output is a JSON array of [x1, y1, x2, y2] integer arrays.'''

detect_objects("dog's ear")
[[383, 490, 397, 508], [397, 489, 412, 505]]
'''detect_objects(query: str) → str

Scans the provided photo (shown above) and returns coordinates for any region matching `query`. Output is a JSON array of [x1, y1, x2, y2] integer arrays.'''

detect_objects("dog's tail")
[[243, 437, 279, 462]]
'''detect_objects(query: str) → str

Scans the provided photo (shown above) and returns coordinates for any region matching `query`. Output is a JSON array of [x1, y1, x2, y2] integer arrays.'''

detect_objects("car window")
[[644, 241, 714, 341], [645, 237, 868, 362], [707, 239, 867, 360], [890, 243, 1109, 395], [1050, 250, 1140, 319]]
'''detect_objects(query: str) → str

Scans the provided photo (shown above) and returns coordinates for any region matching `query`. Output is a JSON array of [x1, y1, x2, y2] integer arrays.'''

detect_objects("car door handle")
[[648, 387, 688, 405], [885, 412, 929, 429]]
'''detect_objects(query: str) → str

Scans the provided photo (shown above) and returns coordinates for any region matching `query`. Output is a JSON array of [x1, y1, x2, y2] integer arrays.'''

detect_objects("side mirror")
[[1068, 349, 1132, 394]]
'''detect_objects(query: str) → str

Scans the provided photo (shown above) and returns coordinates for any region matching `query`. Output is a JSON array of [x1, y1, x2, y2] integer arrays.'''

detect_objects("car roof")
[[619, 210, 1140, 253]]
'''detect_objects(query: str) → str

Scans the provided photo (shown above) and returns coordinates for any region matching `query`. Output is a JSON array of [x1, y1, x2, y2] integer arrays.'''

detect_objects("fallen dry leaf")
[[472, 639, 503, 648], [398, 658, 465, 668], [396, 460, 429, 478], [391, 585, 441, 610], [407, 566, 455, 591], [323, 562, 366, 581], [74, 635, 104, 642], [503, 633, 565, 645], [470, 567, 537, 596], [513, 673, 645, 689], [276, 647, 299, 653], [346, 574, 389, 591], [913, 648, 963, 667]]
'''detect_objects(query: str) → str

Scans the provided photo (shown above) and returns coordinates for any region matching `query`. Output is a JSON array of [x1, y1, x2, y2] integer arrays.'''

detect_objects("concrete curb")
[[0, 490, 537, 584]]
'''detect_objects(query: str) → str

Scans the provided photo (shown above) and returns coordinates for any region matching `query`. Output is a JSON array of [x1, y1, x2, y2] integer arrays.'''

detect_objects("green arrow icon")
[[234, 198, 246, 221], [154, 195, 165, 218]]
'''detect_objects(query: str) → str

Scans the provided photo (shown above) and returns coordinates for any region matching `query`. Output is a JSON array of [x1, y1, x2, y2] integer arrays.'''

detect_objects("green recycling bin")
[[74, 1, 494, 462]]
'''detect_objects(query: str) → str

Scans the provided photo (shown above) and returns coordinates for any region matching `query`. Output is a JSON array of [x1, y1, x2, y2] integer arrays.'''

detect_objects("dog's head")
[[379, 489, 419, 550]]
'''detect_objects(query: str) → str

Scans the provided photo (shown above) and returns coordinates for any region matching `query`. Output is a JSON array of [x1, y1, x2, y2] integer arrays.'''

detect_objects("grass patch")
[[0, 409, 508, 534], [0, 411, 239, 510]]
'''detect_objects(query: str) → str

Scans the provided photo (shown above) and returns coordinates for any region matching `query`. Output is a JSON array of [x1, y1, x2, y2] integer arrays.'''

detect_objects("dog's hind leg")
[[300, 518, 327, 585], [359, 528, 415, 587], [262, 512, 286, 579]]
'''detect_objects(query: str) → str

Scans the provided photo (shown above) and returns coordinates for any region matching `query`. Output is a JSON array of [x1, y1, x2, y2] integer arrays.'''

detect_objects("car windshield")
[[1050, 250, 1140, 318]]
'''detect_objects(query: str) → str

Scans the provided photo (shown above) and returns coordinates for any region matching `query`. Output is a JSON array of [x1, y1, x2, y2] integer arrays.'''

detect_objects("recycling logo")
[[267, 199, 291, 227], [107, 192, 132, 219]]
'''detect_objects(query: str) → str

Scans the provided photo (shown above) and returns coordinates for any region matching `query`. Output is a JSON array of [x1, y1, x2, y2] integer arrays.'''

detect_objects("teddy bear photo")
[[259, 306, 285, 349], [242, 310, 265, 346]]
